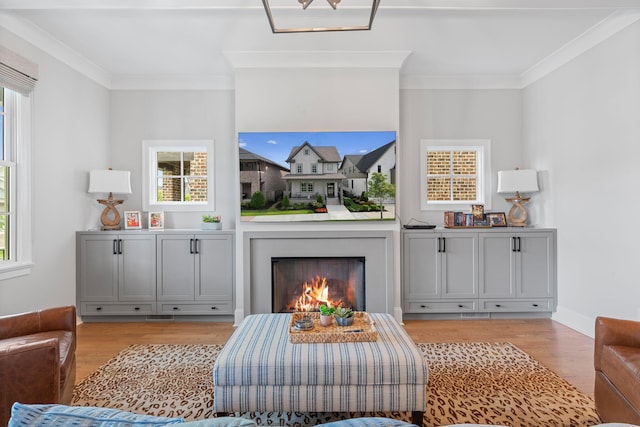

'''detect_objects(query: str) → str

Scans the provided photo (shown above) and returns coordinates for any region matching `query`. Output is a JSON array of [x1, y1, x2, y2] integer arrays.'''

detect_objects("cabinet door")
[[78, 234, 118, 301], [119, 234, 156, 301], [403, 233, 440, 300], [440, 232, 478, 298], [156, 235, 196, 300], [479, 233, 515, 298], [517, 232, 554, 298], [196, 234, 233, 301]]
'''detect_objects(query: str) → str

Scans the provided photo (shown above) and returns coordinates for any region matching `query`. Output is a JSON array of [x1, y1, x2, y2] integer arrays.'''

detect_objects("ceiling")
[[1, 0, 639, 89]]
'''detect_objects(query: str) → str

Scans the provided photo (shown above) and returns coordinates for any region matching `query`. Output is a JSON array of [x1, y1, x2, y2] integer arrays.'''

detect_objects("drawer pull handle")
[[211, 306, 217, 310], [134, 307, 140, 311], [420, 305, 427, 309], [96, 307, 102, 311], [458, 304, 464, 308], [532, 303, 539, 307], [173, 307, 180, 311], [495, 304, 502, 308]]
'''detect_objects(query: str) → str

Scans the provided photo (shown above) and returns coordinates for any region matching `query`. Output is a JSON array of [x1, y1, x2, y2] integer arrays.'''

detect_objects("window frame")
[[420, 139, 492, 211], [0, 88, 34, 280], [142, 140, 215, 213]]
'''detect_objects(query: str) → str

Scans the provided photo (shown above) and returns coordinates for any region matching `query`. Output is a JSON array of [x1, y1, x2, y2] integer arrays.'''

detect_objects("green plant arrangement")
[[319, 304, 335, 326], [319, 304, 335, 316], [202, 215, 221, 223], [201, 214, 222, 230], [334, 306, 353, 318], [334, 306, 354, 327]]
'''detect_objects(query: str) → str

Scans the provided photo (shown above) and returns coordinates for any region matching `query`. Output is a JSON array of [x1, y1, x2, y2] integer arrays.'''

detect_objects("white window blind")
[[0, 46, 38, 96]]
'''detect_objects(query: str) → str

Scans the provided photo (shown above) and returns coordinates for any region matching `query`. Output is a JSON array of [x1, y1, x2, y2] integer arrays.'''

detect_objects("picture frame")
[[148, 211, 164, 230], [487, 212, 508, 227], [124, 211, 142, 229]]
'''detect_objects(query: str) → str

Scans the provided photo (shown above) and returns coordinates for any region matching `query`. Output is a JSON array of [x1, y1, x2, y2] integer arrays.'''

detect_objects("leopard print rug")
[[71, 342, 601, 426]]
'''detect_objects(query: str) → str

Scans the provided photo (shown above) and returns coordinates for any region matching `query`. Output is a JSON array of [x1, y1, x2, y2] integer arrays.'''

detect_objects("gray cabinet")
[[77, 232, 156, 316], [77, 230, 234, 319], [479, 231, 555, 313], [156, 233, 233, 315], [403, 231, 478, 314], [403, 228, 556, 317]]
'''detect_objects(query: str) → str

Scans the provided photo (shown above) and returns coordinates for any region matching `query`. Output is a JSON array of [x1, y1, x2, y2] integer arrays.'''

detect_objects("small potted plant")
[[318, 304, 335, 327], [334, 306, 354, 327], [201, 214, 221, 230]]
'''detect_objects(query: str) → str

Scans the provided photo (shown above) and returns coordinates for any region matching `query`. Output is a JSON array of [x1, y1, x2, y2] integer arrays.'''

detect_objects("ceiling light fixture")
[[263, 0, 380, 34]]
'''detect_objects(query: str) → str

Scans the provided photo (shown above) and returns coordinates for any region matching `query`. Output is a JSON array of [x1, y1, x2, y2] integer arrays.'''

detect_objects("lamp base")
[[98, 193, 124, 231], [506, 193, 531, 227]]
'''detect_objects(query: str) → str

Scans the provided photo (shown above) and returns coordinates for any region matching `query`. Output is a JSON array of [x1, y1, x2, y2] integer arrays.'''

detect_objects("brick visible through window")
[[427, 150, 478, 201]]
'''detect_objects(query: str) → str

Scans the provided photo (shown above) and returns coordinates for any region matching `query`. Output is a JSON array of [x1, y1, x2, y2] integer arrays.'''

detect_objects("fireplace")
[[271, 257, 365, 313]]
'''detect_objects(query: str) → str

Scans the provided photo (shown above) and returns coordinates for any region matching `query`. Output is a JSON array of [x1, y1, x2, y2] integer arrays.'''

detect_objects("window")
[[326, 164, 333, 172], [301, 182, 314, 193], [377, 165, 382, 173], [420, 139, 491, 211], [296, 164, 303, 174], [142, 140, 214, 212], [303, 148, 310, 155], [311, 164, 318, 174], [0, 86, 33, 279]]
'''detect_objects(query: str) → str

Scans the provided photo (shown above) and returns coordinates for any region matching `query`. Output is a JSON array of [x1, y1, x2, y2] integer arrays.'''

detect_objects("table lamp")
[[497, 168, 539, 227], [88, 169, 132, 230]]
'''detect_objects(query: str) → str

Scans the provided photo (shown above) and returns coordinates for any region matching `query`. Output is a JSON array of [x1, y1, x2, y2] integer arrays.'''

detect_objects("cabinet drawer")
[[159, 302, 233, 315], [406, 300, 477, 313], [480, 299, 552, 312], [81, 303, 155, 315]]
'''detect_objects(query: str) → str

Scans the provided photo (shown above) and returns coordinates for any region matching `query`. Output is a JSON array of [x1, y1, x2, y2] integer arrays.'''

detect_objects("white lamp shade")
[[497, 169, 539, 194], [88, 170, 132, 194]]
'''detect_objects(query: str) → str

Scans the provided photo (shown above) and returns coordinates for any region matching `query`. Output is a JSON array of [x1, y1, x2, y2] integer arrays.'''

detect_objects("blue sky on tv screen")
[[238, 131, 396, 169]]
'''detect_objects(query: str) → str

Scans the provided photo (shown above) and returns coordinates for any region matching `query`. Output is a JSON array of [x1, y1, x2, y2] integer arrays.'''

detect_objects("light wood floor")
[[75, 318, 595, 398]]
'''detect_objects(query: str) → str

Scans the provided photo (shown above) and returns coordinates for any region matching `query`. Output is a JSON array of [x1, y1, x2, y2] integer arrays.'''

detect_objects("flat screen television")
[[238, 131, 396, 223]]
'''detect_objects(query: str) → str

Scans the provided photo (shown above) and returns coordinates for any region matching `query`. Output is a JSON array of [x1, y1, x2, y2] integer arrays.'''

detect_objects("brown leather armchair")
[[0, 306, 77, 427], [594, 316, 640, 424]]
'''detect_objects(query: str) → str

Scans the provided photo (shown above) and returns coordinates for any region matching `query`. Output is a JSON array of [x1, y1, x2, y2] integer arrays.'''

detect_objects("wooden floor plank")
[[75, 318, 595, 397]]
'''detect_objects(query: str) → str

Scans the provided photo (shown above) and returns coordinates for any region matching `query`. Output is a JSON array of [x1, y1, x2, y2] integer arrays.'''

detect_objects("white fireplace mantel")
[[241, 230, 399, 323]]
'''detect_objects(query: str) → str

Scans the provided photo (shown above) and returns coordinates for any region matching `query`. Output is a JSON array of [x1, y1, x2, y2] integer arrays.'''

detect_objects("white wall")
[[399, 89, 522, 226], [0, 28, 110, 315], [523, 21, 640, 336], [109, 90, 236, 229]]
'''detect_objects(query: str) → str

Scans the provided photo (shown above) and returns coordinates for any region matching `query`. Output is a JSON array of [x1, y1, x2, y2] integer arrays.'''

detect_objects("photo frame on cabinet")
[[124, 211, 142, 229], [487, 212, 507, 227], [149, 211, 164, 230]]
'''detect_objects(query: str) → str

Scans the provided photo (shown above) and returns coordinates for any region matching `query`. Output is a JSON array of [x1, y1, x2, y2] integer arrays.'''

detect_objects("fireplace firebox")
[[271, 257, 365, 313]]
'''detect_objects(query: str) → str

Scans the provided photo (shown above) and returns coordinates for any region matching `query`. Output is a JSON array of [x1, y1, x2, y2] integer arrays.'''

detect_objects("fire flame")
[[294, 275, 342, 312]]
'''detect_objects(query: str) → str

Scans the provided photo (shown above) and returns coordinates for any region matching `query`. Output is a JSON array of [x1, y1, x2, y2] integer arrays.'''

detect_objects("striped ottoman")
[[212, 313, 427, 425]]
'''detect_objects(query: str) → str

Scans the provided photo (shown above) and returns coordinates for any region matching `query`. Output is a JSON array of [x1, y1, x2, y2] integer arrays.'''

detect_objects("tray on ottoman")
[[288, 311, 378, 343]]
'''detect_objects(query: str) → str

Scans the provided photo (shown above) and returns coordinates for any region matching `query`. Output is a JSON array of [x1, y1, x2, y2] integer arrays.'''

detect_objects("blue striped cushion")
[[8, 403, 184, 427]]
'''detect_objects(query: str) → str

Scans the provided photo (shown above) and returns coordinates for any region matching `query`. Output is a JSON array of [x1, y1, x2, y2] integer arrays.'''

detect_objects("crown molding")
[[401, 74, 522, 90], [224, 51, 412, 70], [521, 9, 640, 87], [0, 12, 111, 87], [110, 74, 234, 91]]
